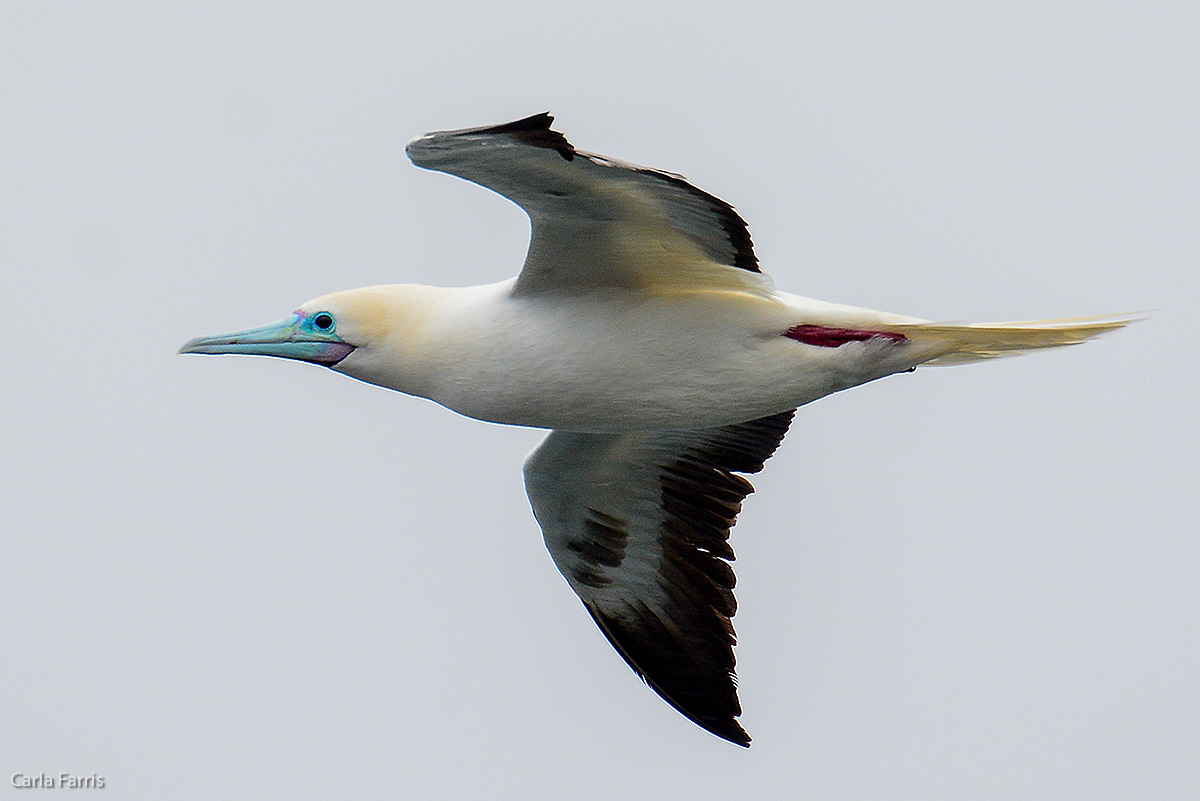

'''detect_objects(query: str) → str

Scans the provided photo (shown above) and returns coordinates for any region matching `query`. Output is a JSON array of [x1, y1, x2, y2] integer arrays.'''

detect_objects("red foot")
[[784, 324, 909, 348]]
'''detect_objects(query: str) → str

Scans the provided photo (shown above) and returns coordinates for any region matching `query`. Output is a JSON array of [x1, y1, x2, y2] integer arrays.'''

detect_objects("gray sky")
[[2, 2, 1197, 799]]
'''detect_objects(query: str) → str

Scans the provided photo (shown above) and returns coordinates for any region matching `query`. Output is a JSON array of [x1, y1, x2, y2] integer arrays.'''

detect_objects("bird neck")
[[326, 282, 501, 402]]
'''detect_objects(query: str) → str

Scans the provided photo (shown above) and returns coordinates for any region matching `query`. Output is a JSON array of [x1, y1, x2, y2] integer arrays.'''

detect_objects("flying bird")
[[181, 113, 1131, 746]]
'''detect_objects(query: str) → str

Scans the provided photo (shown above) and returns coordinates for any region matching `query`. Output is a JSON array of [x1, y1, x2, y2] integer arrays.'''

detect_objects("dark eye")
[[312, 313, 335, 331]]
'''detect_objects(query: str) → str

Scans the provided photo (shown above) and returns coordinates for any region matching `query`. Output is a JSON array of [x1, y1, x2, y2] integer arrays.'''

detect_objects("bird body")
[[309, 279, 932, 432], [182, 113, 1132, 746]]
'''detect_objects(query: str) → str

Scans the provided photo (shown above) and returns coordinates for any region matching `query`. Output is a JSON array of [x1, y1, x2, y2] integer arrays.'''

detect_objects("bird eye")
[[312, 313, 335, 331]]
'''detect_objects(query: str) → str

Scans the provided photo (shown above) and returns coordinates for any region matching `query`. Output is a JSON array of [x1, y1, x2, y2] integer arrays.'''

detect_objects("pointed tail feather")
[[888, 313, 1142, 365]]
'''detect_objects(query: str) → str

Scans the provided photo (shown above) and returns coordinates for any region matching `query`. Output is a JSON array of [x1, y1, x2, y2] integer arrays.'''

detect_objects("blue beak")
[[179, 313, 354, 365]]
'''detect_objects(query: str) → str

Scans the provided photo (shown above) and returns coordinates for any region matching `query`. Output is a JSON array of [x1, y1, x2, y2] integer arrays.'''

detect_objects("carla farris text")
[[12, 773, 105, 789]]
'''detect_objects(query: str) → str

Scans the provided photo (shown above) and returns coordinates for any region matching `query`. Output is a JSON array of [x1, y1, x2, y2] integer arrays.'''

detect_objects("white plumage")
[[181, 113, 1133, 746]]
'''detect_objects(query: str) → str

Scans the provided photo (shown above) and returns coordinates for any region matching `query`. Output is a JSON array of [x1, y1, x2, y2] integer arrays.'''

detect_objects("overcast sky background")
[[2, 2, 1197, 799]]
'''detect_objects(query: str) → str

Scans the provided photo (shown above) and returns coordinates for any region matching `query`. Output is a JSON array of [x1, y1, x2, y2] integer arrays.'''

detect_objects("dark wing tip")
[[585, 603, 752, 747], [724, 722, 753, 748], [470, 112, 576, 161], [476, 111, 554, 133]]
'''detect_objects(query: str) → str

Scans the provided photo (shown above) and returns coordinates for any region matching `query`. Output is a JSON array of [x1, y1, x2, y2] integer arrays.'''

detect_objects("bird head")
[[179, 284, 452, 394]]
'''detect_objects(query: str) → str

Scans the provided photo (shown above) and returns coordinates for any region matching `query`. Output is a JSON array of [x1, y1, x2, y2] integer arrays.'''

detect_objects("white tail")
[[888, 313, 1142, 365]]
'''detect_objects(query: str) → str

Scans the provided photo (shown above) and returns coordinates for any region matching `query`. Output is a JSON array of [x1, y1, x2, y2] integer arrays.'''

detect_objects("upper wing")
[[522, 410, 795, 746], [405, 113, 770, 296]]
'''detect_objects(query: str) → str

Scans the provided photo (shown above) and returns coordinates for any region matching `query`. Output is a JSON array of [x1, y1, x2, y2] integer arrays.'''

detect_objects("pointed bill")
[[179, 313, 354, 365]]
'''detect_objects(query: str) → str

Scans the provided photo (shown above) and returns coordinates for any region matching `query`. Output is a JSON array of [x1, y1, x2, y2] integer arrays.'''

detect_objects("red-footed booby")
[[181, 113, 1132, 746]]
